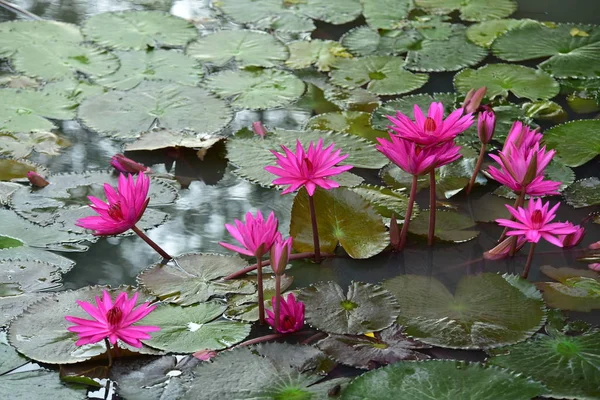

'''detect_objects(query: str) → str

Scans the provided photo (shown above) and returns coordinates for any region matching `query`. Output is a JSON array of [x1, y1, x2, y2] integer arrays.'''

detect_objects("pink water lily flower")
[[270, 236, 293, 275], [503, 121, 542, 155], [265, 139, 353, 196], [220, 210, 280, 257], [558, 224, 585, 248], [496, 198, 578, 246], [65, 290, 159, 348], [387, 102, 474, 147], [266, 293, 305, 334], [76, 173, 150, 236], [111, 154, 151, 174]]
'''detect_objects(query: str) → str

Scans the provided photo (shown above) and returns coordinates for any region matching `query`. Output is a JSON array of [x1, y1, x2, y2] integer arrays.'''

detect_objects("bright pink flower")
[[386, 102, 474, 147], [27, 171, 49, 188], [478, 110, 496, 144], [487, 142, 561, 196], [266, 293, 304, 334], [558, 224, 585, 248], [76, 173, 150, 236], [270, 236, 293, 275], [252, 121, 267, 138], [111, 154, 151, 174], [496, 198, 578, 246], [65, 290, 159, 348], [220, 210, 280, 257], [265, 139, 352, 196], [503, 121, 542, 156]]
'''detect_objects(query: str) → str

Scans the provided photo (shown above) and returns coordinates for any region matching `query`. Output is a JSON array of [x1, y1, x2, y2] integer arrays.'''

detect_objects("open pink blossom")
[[270, 236, 293, 275], [220, 210, 280, 257], [496, 198, 578, 246], [266, 293, 305, 334], [65, 290, 159, 348], [265, 139, 352, 196], [111, 154, 151, 174], [503, 121, 542, 155], [386, 102, 474, 147], [558, 224, 585, 248], [76, 173, 150, 236]]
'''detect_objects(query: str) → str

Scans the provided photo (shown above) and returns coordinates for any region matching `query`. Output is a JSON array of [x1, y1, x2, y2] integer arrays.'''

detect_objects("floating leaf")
[[138, 253, 255, 306], [329, 56, 428, 96], [0, 292, 45, 327], [466, 19, 540, 48], [305, 111, 387, 142], [286, 40, 352, 72], [380, 163, 431, 192], [521, 100, 567, 123], [323, 85, 380, 112], [492, 23, 600, 78], [454, 64, 560, 101], [415, 0, 517, 22], [383, 274, 546, 349], [317, 324, 429, 369], [253, 342, 335, 375], [0, 370, 87, 399], [123, 128, 222, 152], [371, 93, 457, 130], [536, 265, 600, 312], [0, 88, 76, 133], [82, 11, 197, 50], [97, 49, 202, 90], [205, 69, 306, 110], [0, 20, 82, 58], [488, 330, 600, 399], [563, 177, 600, 208], [361, 0, 413, 29], [0, 131, 69, 159], [0, 246, 75, 273], [290, 187, 388, 259], [296, 0, 362, 24], [215, 0, 315, 33], [0, 182, 21, 205], [78, 81, 233, 138], [0, 158, 46, 182], [40, 79, 106, 105], [186, 30, 288, 68], [543, 120, 600, 167], [0, 259, 65, 293], [409, 210, 479, 243], [299, 281, 399, 335], [0, 331, 25, 374], [436, 148, 487, 198], [342, 360, 546, 400], [8, 286, 160, 364], [340, 26, 422, 57], [143, 302, 250, 353], [349, 184, 412, 220]]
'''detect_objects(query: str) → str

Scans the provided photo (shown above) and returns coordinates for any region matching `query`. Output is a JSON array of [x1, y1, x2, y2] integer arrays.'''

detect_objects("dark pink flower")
[[219, 210, 280, 257], [502, 121, 542, 156], [65, 290, 159, 348], [496, 198, 578, 246], [265, 139, 352, 196], [76, 173, 150, 236], [266, 293, 304, 334], [27, 171, 49, 188], [111, 154, 151, 174], [478, 110, 496, 144], [270, 236, 292, 275], [558, 224, 585, 248], [387, 102, 473, 147]]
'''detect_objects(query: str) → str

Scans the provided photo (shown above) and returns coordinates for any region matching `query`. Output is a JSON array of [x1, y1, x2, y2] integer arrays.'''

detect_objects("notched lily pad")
[[0, 259, 66, 293], [536, 265, 600, 312], [286, 39, 352, 72], [543, 120, 600, 167], [415, 0, 517, 22], [409, 209, 480, 243], [123, 128, 223, 153], [0, 370, 88, 399], [305, 111, 387, 142], [0, 131, 70, 159]]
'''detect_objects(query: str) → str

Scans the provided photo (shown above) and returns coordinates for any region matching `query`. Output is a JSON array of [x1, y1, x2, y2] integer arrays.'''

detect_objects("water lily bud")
[[270, 236, 293, 275], [477, 109, 496, 144], [484, 237, 526, 260], [111, 154, 151, 174], [27, 171, 49, 188], [252, 121, 267, 138], [588, 263, 600, 272], [462, 87, 487, 114], [193, 349, 217, 361]]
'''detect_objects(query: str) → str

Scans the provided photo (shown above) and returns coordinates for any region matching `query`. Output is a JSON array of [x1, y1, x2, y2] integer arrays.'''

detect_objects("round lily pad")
[[380, 163, 431, 192], [323, 85, 381, 112], [40, 79, 106, 105], [0, 259, 65, 293], [0, 246, 75, 273], [0, 20, 82, 58], [409, 209, 480, 243], [78, 81, 233, 138], [370, 92, 457, 130], [454, 64, 560, 101], [466, 19, 540, 48], [296, 0, 362, 24], [142, 302, 250, 353], [362, 0, 413, 29], [123, 128, 222, 152], [204, 69, 306, 110], [0, 331, 26, 374], [186, 30, 288, 68], [340, 26, 422, 57], [563, 177, 600, 208], [290, 187, 389, 259], [415, 0, 517, 22], [349, 184, 412, 220], [299, 281, 399, 334], [543, 119, 600, 167], [82, 11, 197, 50], [492, 23, 600, 78], [0, 370, 87, 399], [286, 39, 352, 72], [305, 111, 387, 142], [382, 273, 547, 349], [0, 131, 70, 159], [536, 273, 600, 312], [0, 158, 46, 182], [342, 360, 547, 400]]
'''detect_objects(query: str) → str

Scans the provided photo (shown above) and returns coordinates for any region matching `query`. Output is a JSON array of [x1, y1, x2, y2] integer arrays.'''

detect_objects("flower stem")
[[274, 274, 281, 332], [522, 242, 537, 279], [132, 225, 172, 261], [428, 171, 436, 247], [399, 175, 418, 251], [256, 257, 265, 324], [466, 143, 486, 195], [223, 252, 326, 280], [235, 330, 310, 348], [308, 194, 321, 263], [301, 331, 326, 345], [104, 338, 113, 368], [499, 191, 526, 243]]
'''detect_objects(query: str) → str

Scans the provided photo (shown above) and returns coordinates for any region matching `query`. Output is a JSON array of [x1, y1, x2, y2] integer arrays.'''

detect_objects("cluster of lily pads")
[[1, 0, 600, 399]]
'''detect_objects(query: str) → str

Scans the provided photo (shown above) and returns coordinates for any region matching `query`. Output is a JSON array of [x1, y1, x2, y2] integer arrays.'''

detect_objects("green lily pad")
[[329, 56, 428, 96], [0, 20, 82, 58], [492, 23, 600, 78], [295, 0, 362, 24], [305, 111, 387, 142], [454, 64, 560, 101], [349, 184, 414, 221], [488, 330, 600, 399], [340, 26, 423, 57], [436, 148, 487, 198], [382, 273, 546, 349], [536, 265, 600, 312], [0, 332, 25, 375], [521, 100, 568, 123], [0, 292, 46, 327], [362, 0, 413, 29], [543, 120, 600, 167], [7, 286, 161, 364], [0, 370, 87, 399], [0, 259, 65, 293], [78, 81, 233, 138], [0, 236, 23, 250], [186, 30, 288, 68], [0, 158, 46, 182], [97, 49, 202, 90], [342, 360, 546, 400], [415, 0, 517, 22], [0, 131, 70, 159], [11, 43, 119, 81], [123, 128, 222, 152], [137, 253, 256, 306], [40, 79, 106, 105], [323, 85, 381, 112], [252, 342, 335, 375], [370, 92, 457, 130], [409, 210, 480, 243], [380, 163, 431, 192], [142, 302, 250, 353], [0, 246, 75, 273], [466, 19, 541, 48], [317, 324, 430, 369], [205, 69, 306, 110], [564, 177, 600, 208], [82, 11, 197, 50], [0, 182, 21, 205], [290, 187, 388, 259], [299, 281, 399, 335], [0, 88, 76, 133], [286, 40, 352, 72]]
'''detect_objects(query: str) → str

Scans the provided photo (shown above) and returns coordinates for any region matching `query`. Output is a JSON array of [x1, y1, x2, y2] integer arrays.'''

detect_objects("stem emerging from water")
[[522, 242, 537, 279], [223, 252, 326, 280], [256, 257, 265, 324], [466, 143, 486, 195], [274, 274, 281, 332], [428, 171, 436, 246], [104, 338, 113, 368], [308, 194, 321, 263], [399, 175, 418, 251], [132, 225, 172, 261]]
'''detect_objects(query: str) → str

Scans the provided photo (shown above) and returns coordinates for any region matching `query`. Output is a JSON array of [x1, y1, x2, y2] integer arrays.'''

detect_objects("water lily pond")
[[1, 0, 600, 399]]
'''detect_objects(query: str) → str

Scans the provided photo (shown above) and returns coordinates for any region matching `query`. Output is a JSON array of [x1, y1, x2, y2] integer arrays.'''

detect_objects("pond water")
[[1, 0, 600, 399]]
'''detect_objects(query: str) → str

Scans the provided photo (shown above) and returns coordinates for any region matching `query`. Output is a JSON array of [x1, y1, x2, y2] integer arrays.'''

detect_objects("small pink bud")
[[462, 87, 487, 114], [484, 237, 526, 260], [588, 263, 600, 272], [560, 224, 585, 248], [589, 241, 600, 250], [252, 121, 267, 138], [27, 171, 49, 188], [270, 236, 292, 275], [110, 154, 151, 174], [192, 349, 217, 361], [477, 110, 496, 144]]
